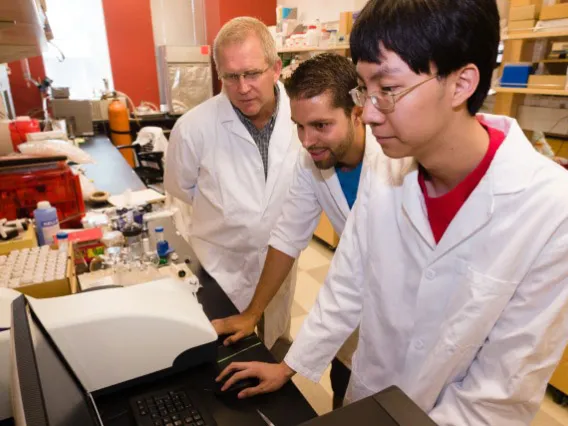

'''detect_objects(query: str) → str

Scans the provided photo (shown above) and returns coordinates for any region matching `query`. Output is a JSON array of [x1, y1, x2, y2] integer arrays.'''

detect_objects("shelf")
[[493, 86, 568, 96], [504, 29, 568, 40], [277, 44, 350, 53]]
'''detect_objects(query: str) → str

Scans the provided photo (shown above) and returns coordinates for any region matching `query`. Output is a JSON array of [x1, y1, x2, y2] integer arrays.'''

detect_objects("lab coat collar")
[[218, 82, 286, 148], [402, 114, 535, 255], [264, 82, 295, 208], [320, 126, 381, 219]]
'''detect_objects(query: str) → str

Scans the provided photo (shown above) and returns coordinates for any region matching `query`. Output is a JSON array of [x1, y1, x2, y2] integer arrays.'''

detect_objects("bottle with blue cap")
[[56, 232, 69, 253], [155, 227, 169, 265]]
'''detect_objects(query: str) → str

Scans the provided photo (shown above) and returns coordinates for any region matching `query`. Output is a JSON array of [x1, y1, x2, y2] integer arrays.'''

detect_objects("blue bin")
[[501, 64, 533, 88]]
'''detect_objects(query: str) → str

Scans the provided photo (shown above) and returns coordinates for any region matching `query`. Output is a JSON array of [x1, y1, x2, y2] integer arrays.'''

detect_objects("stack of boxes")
[[508, 0, 540, 32]]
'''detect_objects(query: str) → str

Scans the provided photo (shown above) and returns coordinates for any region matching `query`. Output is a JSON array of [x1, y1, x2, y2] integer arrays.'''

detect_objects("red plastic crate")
[[0, 161, 85, 227]]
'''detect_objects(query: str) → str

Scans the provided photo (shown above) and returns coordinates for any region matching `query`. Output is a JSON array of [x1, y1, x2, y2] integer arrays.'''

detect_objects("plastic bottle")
[[56, 232, 69, 253], [155, 227, 170, 265], [34, 201, 61, 246], [307, 26, 319, 47]]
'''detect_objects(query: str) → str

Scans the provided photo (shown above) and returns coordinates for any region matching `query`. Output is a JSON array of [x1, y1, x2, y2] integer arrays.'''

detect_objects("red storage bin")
[[9, 118, 41, 151], [0, 161, 85, 227]]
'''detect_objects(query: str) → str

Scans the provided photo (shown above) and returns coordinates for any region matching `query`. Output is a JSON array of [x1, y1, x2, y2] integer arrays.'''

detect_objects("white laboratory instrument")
[[26, 277, 217, 393]]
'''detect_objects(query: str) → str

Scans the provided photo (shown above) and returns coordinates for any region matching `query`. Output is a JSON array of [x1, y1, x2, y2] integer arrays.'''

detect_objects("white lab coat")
[[269, 126, 379, 259], [269, 127, 378, 368], [164, 82, 301, 349], [284, 114, 568, 425]]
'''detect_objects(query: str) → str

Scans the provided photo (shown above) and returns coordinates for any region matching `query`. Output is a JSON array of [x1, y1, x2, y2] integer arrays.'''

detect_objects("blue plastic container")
[[501, 64, 533, 88]]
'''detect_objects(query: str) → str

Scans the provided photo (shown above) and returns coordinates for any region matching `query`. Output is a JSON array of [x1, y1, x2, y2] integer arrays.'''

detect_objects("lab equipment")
[[0, 158, 85, 227], [50, 98, 94, 137], [298, 386, 436, 426], [156, 45, 213, 115], [0, 288, 22, 421], [34, 201, 61, 246], [108, 97, 135, 167], [12, 279, 217, 404]]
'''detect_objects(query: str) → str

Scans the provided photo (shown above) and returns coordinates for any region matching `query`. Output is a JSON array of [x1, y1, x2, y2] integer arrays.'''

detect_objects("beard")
[[312, 123, 355, 170]]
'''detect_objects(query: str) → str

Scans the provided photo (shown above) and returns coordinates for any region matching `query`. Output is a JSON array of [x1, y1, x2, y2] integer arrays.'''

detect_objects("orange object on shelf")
[[108, 98, 135, 167]]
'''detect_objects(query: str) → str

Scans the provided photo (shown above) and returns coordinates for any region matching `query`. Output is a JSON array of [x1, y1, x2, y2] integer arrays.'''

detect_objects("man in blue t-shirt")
[[213, 53, 380, 408]]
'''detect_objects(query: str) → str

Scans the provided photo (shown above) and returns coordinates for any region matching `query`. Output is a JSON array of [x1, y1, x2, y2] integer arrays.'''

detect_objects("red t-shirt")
[[418, 124, 505, 243]]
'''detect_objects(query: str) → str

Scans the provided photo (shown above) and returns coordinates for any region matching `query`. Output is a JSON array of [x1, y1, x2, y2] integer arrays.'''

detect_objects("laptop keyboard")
[[132, 389, 210, 426]]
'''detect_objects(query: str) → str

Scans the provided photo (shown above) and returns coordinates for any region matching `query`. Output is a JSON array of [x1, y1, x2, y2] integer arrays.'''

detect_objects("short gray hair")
[[213, 17, 278, 73]]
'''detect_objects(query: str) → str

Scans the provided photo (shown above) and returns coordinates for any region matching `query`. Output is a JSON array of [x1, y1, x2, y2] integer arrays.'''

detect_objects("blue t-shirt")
[[335, 162, 363, 210]]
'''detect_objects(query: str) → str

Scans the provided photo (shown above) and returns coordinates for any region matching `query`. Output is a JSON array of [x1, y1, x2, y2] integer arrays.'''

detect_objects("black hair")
[[284, 53, 358, 116], [350, 0, 500, 115]]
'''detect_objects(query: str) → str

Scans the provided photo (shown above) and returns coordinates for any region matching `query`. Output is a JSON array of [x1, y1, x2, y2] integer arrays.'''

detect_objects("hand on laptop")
[[215, 361, 296, 399], [212, 311, 260, 346]]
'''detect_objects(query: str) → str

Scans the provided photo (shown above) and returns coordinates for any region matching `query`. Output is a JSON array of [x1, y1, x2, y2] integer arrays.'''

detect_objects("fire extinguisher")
[[108, 97, 135, 167]]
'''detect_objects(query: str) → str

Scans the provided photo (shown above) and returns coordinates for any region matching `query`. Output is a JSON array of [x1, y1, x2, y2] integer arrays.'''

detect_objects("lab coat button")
[[414, 340, 425, 350], [425, 269, 436, 280]]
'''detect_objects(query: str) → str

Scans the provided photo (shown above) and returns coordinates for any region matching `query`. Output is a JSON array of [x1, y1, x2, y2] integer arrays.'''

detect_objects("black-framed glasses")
[[349, 75, 439, 113], [220, 66, 271, 85]]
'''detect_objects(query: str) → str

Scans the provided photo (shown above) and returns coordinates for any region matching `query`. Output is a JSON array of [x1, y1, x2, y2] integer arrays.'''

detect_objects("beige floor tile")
[[294, 271, 325, 313], [298, 244, 333, 271], [535, 391, 568, 425], [532, 409, 563, 426], [291, 300, 308, 318], [308, 239, 335, 262], [292, 374, 333, 416], [307, 264, 331, 285], [291, 314, 307, 340]]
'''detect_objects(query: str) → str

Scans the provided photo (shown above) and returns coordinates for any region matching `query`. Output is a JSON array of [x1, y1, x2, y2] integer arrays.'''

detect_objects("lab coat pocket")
[[446, 261, 519, 351]]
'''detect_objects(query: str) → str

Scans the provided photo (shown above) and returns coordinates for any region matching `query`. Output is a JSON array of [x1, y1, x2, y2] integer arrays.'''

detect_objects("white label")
[[42, 223, 61, 246]]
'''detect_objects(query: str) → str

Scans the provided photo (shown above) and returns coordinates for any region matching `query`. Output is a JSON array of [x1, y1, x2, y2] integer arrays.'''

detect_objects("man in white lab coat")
[[164, 17, 300, 350], [217, 1, 568, 424], [212, 54, 378, 408]]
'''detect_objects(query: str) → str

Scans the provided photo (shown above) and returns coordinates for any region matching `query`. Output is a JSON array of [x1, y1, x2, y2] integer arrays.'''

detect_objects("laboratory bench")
[[8, 135, 317, 426]]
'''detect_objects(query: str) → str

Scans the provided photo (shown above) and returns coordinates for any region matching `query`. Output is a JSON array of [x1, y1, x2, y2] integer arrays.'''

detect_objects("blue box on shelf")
[[500, 64, 533, 88]]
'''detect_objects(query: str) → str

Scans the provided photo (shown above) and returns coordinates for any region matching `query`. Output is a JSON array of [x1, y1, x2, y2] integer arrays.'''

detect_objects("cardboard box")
[[528, 74, 567, 89], [11, 244, 77, 299], [0, 226, 38, 256], [540, 3, 568, 20], [339, 11, 353, 37], [509, 4, 539, 20], [510, 0, 541, 12], [508, 19, 536, 31]]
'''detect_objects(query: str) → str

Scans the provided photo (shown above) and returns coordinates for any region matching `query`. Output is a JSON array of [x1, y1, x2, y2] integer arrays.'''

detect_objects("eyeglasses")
[[220, 66, 270, 85], [349, 75, 439, 113]]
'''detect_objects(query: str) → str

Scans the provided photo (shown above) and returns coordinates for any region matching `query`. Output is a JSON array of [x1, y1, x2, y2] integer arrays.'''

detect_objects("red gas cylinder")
[[9, 117, 41, 151]]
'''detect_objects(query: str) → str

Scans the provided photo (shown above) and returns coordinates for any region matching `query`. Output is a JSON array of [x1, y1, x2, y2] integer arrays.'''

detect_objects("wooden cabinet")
[[314, 212, 340, 249], [0, 0, 49, 63]]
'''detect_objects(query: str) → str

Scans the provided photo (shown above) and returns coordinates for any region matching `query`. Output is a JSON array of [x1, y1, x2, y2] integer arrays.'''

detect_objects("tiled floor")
[[292, 239, 568, 424]]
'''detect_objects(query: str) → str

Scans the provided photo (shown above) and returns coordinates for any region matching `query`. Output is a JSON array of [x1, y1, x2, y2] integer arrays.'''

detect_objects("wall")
[[7, 57, 46, 117], [101, 0, 160, 106], [205, 0, 277, 93]]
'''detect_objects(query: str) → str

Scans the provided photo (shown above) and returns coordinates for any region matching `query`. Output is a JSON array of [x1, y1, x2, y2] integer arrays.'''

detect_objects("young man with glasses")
[[216, 1, 568, 424], [213, 53, 379, 408], [164, 17, 300, 351]]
